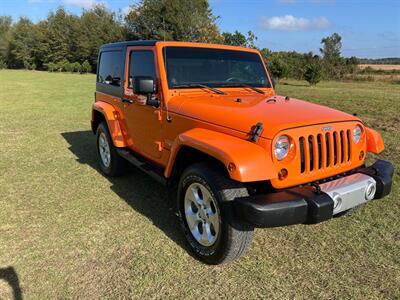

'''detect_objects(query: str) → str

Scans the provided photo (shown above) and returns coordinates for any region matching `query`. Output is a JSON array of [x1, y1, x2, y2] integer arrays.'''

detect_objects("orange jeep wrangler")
[[92, 41, 393, 264]]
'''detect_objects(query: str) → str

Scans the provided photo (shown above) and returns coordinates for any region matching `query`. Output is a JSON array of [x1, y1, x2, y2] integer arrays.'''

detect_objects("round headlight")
[[274, 135, 290, 161], [353, 125, 362, 144]]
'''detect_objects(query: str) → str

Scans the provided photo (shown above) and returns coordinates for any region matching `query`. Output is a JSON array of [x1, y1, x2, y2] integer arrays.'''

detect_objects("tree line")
[[358, 57, 400, 65], [0, 0, 358, 85]]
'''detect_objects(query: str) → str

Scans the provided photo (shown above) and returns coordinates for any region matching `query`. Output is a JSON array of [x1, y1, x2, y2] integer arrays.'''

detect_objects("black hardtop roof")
[[100, 40, 158, 50]]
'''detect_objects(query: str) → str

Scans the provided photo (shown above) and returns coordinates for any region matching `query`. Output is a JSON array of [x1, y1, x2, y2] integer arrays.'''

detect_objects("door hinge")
[[155, 141, 163, 152], [154, 110, 162, 121]]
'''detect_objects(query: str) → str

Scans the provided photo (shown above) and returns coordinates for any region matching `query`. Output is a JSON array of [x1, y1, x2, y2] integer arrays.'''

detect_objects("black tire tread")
[[96, 122, 127, 177], [179, 162, 254, 264]]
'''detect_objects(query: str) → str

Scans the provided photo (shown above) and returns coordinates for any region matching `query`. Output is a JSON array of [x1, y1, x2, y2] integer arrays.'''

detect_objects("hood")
[[168, 92, 359, 139]]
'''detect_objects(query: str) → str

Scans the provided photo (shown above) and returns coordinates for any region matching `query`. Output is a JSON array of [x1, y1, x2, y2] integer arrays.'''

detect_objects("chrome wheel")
[[98, 132, 111, 168], [184, 183, 220, 247]]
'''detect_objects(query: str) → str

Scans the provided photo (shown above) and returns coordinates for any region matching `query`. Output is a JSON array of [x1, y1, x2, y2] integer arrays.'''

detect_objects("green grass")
[[0, 70, 399, 299]]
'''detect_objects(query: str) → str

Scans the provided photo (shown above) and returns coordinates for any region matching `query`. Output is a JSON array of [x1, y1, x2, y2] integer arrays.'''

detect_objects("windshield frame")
[[161, 46, 273, 90]]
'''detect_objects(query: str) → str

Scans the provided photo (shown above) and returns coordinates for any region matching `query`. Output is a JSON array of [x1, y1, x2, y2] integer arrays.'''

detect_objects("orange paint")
[[165, 128, 277, 182], [270, 121, 366, 188], [365, 127, 385, 154], [92, 100, 128, 147], [92, 41, 386, 187]]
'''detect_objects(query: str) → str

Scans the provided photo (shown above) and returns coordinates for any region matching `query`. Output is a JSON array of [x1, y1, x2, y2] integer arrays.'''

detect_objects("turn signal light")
[[228, 162, 236, 172], [359, 151, 365, 160]]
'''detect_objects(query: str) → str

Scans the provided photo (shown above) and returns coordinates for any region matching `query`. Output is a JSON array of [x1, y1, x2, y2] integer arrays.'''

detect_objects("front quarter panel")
[[165, 128, 277, 182]]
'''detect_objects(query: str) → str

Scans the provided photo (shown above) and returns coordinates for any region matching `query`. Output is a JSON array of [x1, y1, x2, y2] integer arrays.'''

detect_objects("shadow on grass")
[[0, 267, 23, 300], [61, 131, 193, 257]]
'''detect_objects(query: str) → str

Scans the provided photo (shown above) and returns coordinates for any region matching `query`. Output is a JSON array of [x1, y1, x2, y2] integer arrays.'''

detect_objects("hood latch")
[[249, 122, 263, 142]]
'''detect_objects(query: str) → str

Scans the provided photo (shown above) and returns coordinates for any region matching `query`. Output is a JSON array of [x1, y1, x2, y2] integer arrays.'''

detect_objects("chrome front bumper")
[[320, 173, 377, 215]]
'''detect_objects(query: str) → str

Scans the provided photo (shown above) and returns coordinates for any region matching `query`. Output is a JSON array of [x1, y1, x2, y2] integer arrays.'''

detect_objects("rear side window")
[[129, 51, 156, 87], [97, 51, 122, 86]]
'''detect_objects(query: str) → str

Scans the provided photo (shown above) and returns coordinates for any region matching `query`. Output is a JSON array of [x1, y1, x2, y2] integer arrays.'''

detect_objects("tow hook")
[[310, 182, 322, 195]]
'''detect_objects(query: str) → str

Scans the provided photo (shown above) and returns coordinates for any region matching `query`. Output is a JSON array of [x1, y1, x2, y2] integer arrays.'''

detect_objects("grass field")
[[0, 70, 399, 299]]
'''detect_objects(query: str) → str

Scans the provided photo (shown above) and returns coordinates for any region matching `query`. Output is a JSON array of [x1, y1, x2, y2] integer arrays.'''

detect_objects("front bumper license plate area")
[[320, 173, 377, 215]]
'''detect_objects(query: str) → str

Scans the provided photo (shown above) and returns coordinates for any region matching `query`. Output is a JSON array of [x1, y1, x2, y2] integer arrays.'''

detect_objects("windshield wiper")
[[173, 84, 226, 95], [221, 83, 265, 94]]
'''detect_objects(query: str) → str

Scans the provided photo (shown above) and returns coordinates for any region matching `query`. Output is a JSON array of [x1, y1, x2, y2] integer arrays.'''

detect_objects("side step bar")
[[116, 148, 167, 185]]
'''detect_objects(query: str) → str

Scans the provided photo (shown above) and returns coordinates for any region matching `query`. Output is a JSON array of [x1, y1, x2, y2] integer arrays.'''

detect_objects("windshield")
[[164, 47, 271, 89]]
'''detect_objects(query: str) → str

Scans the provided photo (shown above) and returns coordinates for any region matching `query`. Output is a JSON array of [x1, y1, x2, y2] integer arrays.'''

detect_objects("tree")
[[82, 60, 91, 73], [304, 64, 322, 86], [8, 17, 37, 69], [222, 30, 257, 48], [46, 62, 56, 72], [222, 31, 246, 46], [31, 21, 50, 69], [80, 5, 124, 68], [320, 33, 345, 79], [124, 0, 221, 42], [55, 59, 69, 72], [64, 62, 74, 72], [320, 33, 342, 63], [345, 56, 358, 74], [72, 62, 82, 73], [0, 16, 12, 67], [6, 5, 124, 71], [0, 58, 6, 69], [43, 8, 79, 64], [268, 57, 289, 80]]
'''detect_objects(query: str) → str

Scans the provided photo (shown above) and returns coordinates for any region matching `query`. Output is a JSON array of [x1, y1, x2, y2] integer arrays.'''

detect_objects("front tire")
[[177, 163, 254, 264], [96, 122, 127, 177]]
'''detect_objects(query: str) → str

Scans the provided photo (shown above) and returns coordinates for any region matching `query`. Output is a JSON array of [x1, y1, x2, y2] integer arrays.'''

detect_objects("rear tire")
[[177, 162, 254, 264], [96, 122, 127, 177]]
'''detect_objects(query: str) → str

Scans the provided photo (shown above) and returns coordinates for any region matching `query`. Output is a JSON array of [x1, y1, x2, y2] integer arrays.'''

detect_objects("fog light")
[[365, 181, 376, 200], [332, 193, 342, 212], [278, 168, 288, 180]]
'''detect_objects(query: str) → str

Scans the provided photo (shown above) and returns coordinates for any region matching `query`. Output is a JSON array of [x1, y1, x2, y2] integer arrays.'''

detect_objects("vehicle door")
[[122, 46, 163, 159]]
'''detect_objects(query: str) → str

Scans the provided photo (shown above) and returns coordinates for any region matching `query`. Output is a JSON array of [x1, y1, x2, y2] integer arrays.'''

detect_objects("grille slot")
[[299, 129, 351, 173]]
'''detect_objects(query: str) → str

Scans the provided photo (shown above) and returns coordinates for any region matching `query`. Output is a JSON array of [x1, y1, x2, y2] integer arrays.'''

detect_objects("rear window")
[[97, 51, 122, 86]]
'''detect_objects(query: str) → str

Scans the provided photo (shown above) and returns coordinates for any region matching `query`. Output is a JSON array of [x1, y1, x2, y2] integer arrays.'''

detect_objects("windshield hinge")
[[249, 122, 263, 142]]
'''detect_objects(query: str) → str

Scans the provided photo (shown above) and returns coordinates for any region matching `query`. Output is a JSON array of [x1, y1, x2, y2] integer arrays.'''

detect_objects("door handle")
[[122, 98, 133, 104]]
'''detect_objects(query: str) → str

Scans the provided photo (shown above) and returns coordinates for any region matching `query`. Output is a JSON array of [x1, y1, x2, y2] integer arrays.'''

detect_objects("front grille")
[[299, 130, 352, 173]]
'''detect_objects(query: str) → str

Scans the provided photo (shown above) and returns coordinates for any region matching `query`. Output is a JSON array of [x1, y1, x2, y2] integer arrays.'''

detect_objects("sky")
[[0, 0, 399, 58]]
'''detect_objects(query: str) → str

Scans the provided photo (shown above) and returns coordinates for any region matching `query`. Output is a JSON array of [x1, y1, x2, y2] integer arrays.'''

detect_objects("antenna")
[[162, 16, 172, 122]]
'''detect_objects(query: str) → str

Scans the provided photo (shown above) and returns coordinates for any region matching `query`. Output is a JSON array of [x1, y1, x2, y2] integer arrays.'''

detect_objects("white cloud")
[[62, 0, 105, 9], [259, 15, 330, 31]]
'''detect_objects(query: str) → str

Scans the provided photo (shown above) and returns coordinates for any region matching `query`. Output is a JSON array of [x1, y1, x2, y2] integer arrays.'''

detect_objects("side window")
[[97, 51, 122, 86], [129, 50, 156, 88]]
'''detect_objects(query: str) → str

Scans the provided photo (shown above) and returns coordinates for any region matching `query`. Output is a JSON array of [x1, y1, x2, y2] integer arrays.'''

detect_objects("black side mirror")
[[133, 76, 160, 108], [133, 76, 156, 94]]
